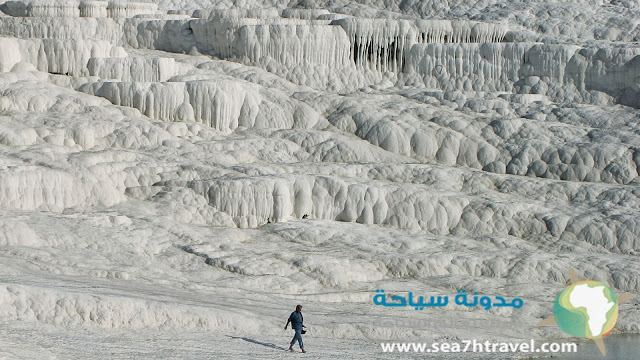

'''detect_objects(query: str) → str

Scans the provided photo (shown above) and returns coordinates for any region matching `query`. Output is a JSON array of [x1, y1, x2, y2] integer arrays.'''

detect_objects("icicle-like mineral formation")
[[332, 18, 417, 73], [333, 18, 508, 73]]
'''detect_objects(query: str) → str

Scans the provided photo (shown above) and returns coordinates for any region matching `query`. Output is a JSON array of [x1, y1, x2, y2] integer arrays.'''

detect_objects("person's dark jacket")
[[288, 311, 304, 330]]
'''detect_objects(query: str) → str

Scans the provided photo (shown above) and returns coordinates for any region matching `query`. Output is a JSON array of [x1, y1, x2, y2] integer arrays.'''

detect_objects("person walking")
[[284, 304, 306, 353]]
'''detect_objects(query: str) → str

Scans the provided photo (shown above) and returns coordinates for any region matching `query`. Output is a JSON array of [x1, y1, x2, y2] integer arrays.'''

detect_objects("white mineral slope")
[[0, 0, 639, 359], [0, 5, 637, 94], [154, 0, 640, 42], [124, 18, 640, 94], [0, 65, 638, 358]]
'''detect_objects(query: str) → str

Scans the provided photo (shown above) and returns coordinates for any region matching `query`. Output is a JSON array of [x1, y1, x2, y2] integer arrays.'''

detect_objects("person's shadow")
[[227, 336, 289, 351]]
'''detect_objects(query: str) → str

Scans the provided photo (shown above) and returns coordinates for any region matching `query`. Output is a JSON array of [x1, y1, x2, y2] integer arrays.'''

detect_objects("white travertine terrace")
[[1, 0, 158, 18], [79, 1, 108, 17], [106, 0, 158, 18], [0, 0, 639, 358], [401, 43, 640, 107], [0, 37, 126, 75], [86, 56, 180, 82]]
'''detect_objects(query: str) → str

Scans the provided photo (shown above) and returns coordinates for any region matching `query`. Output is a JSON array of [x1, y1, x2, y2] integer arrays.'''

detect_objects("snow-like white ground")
[[0, 0, 639, 359]]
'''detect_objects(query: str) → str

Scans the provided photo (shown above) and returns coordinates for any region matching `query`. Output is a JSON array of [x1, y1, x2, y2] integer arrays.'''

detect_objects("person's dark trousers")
[[290, 328, 304, 349]]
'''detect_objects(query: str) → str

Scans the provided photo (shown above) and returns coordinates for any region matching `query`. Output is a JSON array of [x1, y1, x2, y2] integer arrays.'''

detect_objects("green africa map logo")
[[537, 269, 637, 356]]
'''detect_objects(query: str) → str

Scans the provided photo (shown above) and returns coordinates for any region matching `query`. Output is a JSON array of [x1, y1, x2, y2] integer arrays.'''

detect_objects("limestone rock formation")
[[0, 0, 639, 357]]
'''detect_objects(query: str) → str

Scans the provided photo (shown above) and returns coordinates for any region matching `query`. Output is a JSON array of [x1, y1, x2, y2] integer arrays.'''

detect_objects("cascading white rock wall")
[[79, 75, 323, 131], [122, 17, 510, 89], [403, 43, 541, 91], [87, 56, 180, 82], [80, 79, 258, 131], [184, 80, 259, 131], [33, 39, 127, 76], [123, 18, 368, 88], [0, 17, 124, 44], [0, 166, 124, 212], [334, 18, 508, 73], [179, 175, 468, 232], [198, 7, 281, 19], [25, 0, 80, 17], [1, 0, 158, 18], [0, 37, 126, 76], [80, 80, 258, 131], [401, 42, 640, 106], [159, 172, 640, 253], [0, 3, 636, 107], [79, 1, 108, 18], [189, 19, 353, 74], [107, 1, 158, 18], [0, 0, 96, 18], [333, 18, 416, 74], [5, 12, 634, 106]]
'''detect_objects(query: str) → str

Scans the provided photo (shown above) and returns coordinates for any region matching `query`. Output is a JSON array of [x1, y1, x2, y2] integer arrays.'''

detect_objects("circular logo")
[[553, 280, 618, 339]]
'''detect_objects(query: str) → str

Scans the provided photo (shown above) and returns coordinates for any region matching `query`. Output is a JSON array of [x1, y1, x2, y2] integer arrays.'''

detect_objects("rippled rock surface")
[[0, 0, 639, 358]]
